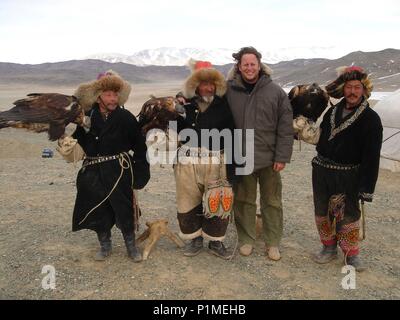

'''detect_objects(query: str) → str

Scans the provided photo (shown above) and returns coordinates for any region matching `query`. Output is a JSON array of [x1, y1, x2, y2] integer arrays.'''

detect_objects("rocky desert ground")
[[0, 83, 399, 300]]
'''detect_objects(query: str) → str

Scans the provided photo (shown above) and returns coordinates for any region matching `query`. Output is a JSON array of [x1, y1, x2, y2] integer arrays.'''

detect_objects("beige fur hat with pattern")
[[183, 59, 226, 99], [74, 70, 132, 111]]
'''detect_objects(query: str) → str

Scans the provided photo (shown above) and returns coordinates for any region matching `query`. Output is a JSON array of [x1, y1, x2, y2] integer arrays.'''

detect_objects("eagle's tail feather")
[[0, 118, 9, 129]]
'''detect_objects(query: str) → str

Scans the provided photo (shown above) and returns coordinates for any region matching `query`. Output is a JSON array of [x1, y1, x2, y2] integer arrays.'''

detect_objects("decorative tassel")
[[328, 194, 346, 237], [332, 217, 337, 236]]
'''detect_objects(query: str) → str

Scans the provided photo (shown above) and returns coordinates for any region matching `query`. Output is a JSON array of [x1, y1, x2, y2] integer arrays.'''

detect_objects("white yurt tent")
[[373, 89, 400, 172]]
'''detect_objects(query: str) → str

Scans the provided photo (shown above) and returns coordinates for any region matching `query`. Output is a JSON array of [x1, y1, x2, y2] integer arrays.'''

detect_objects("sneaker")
[[266, 246, 281, 261], [345, 255, 366, 272], [208, 241, 232, 260], [312, 245, 338, 264], [239, 244, 253, 256], [184, 236, 203, 257]]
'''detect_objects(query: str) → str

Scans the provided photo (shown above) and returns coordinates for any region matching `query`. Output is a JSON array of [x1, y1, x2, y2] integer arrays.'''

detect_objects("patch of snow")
[[378, 73, 400, 80]]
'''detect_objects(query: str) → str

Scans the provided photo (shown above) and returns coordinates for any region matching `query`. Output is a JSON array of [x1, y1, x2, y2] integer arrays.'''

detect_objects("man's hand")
[[273, 162, 286, 172], [359, 192, 373, 203], [176, 96, 187, 105]]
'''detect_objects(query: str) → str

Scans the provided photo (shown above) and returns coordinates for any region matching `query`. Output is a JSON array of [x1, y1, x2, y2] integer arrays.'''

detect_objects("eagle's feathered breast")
[[137, 96, 181, 135], [288, 84, 329, 122]]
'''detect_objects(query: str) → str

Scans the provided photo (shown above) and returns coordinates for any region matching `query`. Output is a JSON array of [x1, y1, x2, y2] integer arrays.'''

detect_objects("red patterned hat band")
[[344, 66, 364, 73]]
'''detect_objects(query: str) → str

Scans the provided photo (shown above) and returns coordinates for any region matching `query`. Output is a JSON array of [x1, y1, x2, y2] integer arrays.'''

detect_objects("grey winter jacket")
[[226, 66, 294, 173]]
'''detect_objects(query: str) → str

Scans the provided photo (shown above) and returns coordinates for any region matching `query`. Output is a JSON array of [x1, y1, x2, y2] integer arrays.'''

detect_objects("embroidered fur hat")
[[183, 59, 226, 99], [325, 66, 373, 99], [74, 70, 132, 111]]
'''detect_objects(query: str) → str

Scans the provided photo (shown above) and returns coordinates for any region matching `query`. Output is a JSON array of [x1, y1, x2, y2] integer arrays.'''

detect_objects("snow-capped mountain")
[[3, 49, 399, 92], [85, 46, 348, 66], [86, 48, 234, 66]]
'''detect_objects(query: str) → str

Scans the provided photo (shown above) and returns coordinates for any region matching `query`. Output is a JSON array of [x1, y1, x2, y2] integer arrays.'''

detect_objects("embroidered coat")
[[316, 98, 383, 200]]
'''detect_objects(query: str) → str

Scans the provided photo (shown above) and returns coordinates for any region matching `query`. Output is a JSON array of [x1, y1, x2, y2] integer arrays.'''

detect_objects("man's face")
[[98, 90, 119, 112], [343, 80, 364, 108], [238, 53, 261, 84], [197, 81, 216, 98]]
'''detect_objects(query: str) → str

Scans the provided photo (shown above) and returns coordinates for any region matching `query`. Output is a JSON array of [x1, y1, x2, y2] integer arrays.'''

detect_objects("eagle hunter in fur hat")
[[325, 66, 373, 99], [74, 70, 132, 112]]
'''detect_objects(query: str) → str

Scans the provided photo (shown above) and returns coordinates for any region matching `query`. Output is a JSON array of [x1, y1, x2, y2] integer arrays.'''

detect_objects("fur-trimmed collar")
[[328, 98, 369, 141]]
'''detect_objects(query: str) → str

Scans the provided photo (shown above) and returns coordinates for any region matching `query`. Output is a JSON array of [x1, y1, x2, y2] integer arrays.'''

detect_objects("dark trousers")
[[312, 163, 361, 256]]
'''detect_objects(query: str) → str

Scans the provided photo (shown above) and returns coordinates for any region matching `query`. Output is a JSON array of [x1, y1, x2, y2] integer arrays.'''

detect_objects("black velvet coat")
[[176, 96, 238, 183], [316, 98, 383, 197], [72, 105, 150, 233]]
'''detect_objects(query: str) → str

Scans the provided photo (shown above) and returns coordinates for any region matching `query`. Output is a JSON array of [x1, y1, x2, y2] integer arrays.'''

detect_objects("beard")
[[200, 95, 214, 104], [105, 104, 118, 110]]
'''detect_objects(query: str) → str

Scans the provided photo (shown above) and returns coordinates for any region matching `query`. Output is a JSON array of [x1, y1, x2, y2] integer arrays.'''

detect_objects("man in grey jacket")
[[226, 47, 293, 260]]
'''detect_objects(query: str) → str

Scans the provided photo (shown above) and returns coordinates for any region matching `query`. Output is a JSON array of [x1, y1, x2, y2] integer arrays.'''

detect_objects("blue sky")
[[0, 0, 399, 63]]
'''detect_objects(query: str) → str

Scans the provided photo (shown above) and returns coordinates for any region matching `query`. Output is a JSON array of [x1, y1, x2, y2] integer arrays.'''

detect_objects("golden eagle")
[[0, 93, 84, 141], [288, 83, 329, 122], [137, 96, 184, 135]]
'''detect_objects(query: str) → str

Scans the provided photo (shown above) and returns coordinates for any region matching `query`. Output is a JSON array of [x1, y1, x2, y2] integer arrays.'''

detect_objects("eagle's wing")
[[3, 93, 74, 123], [0, 93, 80, 140]]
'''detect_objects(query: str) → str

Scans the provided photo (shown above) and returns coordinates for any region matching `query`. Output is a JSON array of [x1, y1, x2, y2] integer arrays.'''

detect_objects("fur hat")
[[183, 59, 226, 99], [325, 66, 373, 99], [74, 70, 132, 111]]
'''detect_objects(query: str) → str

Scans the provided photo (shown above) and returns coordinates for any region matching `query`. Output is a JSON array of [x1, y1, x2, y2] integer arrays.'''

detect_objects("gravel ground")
[[0, 128, 399, 300]]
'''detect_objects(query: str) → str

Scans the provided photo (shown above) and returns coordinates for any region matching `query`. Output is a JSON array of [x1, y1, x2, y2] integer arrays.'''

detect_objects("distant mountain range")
[[0, 48, 399, 91], [84, 46, 349, 66]]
